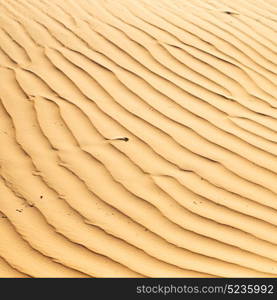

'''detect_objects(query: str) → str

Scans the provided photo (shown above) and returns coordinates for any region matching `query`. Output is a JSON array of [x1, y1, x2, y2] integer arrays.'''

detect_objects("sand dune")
[[0, 0, 276, 278]]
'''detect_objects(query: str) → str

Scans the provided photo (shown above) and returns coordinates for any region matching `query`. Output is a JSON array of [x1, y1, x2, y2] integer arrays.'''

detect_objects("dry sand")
[[0, 0, 277, 278]]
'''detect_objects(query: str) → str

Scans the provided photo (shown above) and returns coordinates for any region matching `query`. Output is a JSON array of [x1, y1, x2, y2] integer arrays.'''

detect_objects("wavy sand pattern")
[[0, 0, 277, 278]]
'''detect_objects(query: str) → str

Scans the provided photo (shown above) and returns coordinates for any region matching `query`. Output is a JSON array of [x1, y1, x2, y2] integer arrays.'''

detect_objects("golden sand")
[[0, 0, 277, 277]]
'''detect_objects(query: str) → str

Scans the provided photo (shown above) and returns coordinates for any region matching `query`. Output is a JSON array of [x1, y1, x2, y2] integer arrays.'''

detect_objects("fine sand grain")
[[0, 0, 277, 278]]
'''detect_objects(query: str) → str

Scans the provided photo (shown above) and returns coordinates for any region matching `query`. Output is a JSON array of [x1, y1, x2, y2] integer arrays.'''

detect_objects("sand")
[[0, 0, 276, 278]]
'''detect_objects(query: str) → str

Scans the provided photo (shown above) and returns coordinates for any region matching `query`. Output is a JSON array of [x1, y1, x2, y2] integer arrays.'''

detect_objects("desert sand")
[[0, 0, 277, 278]]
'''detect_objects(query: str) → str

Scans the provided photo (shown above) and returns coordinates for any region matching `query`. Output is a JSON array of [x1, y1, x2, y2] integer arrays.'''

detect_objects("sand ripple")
[[0, 0, 277, 277]]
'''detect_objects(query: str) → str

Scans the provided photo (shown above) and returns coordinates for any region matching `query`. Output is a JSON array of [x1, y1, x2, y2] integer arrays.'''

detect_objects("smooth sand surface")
[[0, 0, 277, 278]]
